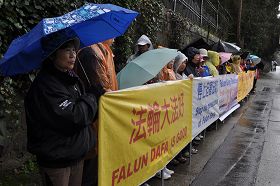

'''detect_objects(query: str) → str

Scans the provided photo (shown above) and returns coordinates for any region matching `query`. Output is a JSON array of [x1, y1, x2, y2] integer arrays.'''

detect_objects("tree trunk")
[[236, 0, 242, 46]]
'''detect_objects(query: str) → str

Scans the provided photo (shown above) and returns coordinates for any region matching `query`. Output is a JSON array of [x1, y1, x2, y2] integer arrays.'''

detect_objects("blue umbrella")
[[247, 55, 261, 65], [0, 3, 138, 76], [117, 48, 179, 89]]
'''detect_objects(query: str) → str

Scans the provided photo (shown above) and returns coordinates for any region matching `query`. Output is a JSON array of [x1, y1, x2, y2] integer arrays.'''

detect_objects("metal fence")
[[162, 0, 232, 38]]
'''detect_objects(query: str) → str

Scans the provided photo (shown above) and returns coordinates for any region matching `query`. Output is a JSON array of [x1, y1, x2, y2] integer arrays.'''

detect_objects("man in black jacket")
[[25, 31, 101, 186]]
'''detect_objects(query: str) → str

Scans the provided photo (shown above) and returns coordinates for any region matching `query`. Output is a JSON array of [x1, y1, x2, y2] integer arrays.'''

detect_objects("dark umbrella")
[[181, 38, 211, 55], [256, 61, 264, 70], [211, 40, 241, 53], [240, 51, 250, 59]]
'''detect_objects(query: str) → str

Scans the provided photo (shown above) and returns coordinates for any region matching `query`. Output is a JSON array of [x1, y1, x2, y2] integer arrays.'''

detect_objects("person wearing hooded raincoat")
[[25, 33, 99, 186], [225, 61, 235, 74], [76, 38, 118, 186], [231, 55, 243, 74], [155, 46, 176, 81], [126, 34, 153, 63], [159, 59, 176, 81], [206, 50, 219, 77], [173, 52, 188, 80], [77, 39, 118, 92]]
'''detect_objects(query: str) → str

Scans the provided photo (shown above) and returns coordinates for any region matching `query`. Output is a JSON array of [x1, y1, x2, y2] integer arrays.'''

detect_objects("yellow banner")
[[98, 80, 192, 186], [237, 71, 255, 102]]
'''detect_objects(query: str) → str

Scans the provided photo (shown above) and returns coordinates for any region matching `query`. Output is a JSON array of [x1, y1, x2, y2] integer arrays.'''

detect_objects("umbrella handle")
[[77, 57, 92, 87]]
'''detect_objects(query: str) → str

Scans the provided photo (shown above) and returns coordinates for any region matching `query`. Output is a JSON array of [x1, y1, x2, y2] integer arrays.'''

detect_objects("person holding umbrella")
[[25, 31, 100, 186]]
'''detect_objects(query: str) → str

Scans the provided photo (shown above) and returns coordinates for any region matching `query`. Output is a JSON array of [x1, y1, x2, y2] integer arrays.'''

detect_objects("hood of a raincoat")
[[134, 34, 153, 53], [173, 52, 188, 73], [208, 50, 219, 67], [232, 55, 241, 65]]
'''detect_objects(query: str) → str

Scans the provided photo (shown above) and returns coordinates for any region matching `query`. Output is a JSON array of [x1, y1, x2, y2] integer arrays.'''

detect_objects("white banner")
[[218, 74, 238, 117], [192, 77, 220, 139]]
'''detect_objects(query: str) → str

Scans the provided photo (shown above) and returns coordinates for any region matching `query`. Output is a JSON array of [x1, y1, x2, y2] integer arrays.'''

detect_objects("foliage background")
[[219, 0, 280, 59]]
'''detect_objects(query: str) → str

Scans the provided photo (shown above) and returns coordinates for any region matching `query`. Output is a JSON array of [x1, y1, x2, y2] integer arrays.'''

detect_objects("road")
[[148, 67, 280, 186]]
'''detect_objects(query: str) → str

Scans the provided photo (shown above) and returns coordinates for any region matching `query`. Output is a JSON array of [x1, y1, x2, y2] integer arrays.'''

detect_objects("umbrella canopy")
[[240, 51, 250, 59], [248, 55, 261, 65], [0, 3, 138, 76], [212, 40, 241, 53], [219, 52, 232, 64], [117, 48, 178, 89], [181, 38, 211, 55]]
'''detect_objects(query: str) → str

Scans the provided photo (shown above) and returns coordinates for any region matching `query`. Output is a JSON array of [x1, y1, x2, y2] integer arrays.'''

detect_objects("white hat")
[[199, 48, 208, 58]]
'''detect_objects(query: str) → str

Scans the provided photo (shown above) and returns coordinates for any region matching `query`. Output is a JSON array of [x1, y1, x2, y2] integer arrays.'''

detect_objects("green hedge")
[[0, 0, 168, 135]]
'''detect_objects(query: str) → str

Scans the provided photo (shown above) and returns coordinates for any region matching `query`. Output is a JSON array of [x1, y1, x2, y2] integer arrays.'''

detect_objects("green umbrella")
[[117, 48, 178, 89]]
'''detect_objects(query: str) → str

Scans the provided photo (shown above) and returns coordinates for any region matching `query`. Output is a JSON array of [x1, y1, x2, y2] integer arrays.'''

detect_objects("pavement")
[[147, 67, 280, 186]]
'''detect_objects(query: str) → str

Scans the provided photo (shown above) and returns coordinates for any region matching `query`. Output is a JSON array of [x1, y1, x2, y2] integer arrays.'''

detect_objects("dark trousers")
[[252, 78, 257, 91], [39, 160, 84, 186], [82, 157, 98, 186]]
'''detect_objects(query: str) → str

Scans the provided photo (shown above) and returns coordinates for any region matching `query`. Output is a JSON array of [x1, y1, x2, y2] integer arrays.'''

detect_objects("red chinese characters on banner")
[[161, 99, 171, 129], [178, 92, 184, 117], [171, 92, 184, 124], [129, 92, 185, 144], [129, 106, 147, 144], [147, 102, 161, 136]]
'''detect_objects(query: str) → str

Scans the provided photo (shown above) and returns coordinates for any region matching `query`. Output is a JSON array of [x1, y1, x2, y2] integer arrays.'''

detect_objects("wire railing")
[[162, 0, 232, 38]]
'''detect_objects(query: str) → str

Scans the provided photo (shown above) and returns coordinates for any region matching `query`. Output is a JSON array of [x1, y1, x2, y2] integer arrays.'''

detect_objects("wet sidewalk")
[[148, 68, 280, 186]]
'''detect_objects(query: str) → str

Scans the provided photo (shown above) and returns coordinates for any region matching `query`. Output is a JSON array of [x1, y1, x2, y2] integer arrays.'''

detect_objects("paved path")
[[148, 68, 280, 186]]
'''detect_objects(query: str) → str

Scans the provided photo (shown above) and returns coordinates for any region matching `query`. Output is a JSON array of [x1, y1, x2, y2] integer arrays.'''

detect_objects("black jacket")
[[184, 61, 199, 77], [25, 64, 98, 168]]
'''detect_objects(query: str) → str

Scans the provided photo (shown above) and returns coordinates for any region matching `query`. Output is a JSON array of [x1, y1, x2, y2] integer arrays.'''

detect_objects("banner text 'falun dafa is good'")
[[98, 80, 192, 186]]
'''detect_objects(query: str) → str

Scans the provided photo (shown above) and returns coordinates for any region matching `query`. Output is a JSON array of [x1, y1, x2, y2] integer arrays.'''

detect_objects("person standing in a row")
[[25, 32, 100, 186], [127, 34, 153, 63], [184, 47, 201, 77], [76, 38, 118, 186]]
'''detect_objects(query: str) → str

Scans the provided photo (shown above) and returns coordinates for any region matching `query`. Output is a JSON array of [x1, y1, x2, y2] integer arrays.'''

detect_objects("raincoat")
[[232, 55, 242, 74], [159, 66, 176, 81], [127, 35, 154, 63], [225, 63, 234, 74], [206, 50, 219, 77], [173, 52, 188, 80], [77, 43, 118, 91]]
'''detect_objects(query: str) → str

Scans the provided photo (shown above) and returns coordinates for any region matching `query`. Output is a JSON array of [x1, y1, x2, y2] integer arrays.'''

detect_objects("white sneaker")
[[194, 136, 201, 141], [163, 167, 174, 175], [156, 170, 171, 179], [191, 148, 198, 154]]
